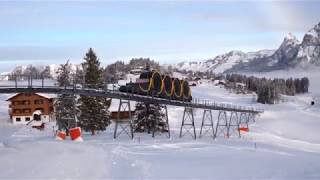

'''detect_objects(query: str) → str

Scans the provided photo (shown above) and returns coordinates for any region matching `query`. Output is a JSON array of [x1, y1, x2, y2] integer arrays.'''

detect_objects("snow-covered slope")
[[172, 50, 275, 73], [0, 68, 320, 179]]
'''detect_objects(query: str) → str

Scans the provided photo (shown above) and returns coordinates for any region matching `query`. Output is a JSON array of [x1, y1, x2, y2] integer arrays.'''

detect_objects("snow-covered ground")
[[0, 69, 320, 179]]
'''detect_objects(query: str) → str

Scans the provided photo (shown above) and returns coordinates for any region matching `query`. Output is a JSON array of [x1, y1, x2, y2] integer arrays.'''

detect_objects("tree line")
[[8, 65, 52, 80], [226, 74, 309, 104]]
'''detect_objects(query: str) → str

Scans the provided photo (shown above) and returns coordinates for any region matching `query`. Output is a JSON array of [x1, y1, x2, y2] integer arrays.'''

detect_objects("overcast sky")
[[0, 1, 320, 71]]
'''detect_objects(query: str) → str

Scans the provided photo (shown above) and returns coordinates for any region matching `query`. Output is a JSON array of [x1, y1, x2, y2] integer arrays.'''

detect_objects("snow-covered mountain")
[[172, 50, 275, 73], [173, 22, 320, 73], [295, 22, 320, 65]]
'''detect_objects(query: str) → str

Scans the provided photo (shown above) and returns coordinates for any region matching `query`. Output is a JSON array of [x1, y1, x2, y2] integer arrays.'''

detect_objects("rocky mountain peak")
[[272, 33, 300, 65], [302, 22, 320, 46], [295, 22, 320, 64], [284, 33, 300, 45]]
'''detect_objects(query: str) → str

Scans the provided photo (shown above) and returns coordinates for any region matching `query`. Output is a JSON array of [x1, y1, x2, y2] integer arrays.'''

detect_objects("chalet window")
[[26, 117, 30, 121], [34, 99, 44, 104], [13, 109, 21, 113], [22, 100, 30, 105], [23, 109, 31, 113], [16, 117, 21, 122], [12, 100, 30, 105], [12, 101, 20, 105]]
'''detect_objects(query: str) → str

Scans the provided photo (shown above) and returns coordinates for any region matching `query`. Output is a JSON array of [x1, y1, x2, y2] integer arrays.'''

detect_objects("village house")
[[7, 93, 55, 125]]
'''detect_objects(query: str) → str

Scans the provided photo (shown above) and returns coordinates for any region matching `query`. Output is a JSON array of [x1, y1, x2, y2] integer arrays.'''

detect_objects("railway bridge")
[[0, 76, 263, 140]]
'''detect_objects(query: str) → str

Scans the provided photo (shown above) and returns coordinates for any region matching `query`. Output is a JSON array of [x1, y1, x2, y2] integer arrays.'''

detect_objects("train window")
[[139, 72, 152, 79], [26, 117, 30, 121], [16, 117, 21, 122]]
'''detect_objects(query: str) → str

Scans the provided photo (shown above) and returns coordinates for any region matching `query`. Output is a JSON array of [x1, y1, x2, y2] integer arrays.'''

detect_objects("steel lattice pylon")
[[239, 112, 249, 129], [214, 110, 228, 138], [247, 113, 256, 123], [113, 99, 133, 139], [227, 111, 240, 138], [179, 107, 196, 139], [199, 109, 214, 139]]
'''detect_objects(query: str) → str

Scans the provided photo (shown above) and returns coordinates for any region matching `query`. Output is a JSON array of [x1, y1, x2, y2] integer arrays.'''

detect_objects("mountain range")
[[173, 22, 320, 73]]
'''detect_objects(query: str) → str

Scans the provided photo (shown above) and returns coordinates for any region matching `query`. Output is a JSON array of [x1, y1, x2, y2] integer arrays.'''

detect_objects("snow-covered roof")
[[36, 93, 57, 99], [6, 93, 57, 101]]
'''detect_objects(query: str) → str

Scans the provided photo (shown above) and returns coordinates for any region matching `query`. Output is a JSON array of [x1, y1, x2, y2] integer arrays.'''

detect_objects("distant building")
[[7, 93, 55, 125], [130, 67, 144, 75]]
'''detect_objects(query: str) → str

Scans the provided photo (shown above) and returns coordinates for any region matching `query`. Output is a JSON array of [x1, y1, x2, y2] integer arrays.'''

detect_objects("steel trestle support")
[[179, 107, 196, 139], [199, 109, 214, 139], [214, 110, 228, 138], [227, 111, 240, 138], [114, 99, 133, 139]]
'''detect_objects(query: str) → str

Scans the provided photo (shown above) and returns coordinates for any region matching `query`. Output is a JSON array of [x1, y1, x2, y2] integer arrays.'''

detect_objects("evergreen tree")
[[55, 61, 76, 133], [78, 48, 111, 135], [285, 78, 296, 96], [134, 102, 168, 134], [74, 66, 84, 85], [301, 77, 309, 93], [40, 66, 52, 79]]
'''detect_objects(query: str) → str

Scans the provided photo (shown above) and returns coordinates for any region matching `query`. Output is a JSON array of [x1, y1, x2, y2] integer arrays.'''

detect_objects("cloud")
[[181, 1, 320, 33], [0, 1, 319, 68]]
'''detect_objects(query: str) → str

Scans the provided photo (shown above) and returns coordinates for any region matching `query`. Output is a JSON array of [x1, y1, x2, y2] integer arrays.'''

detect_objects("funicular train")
[[119, 70, 192, 102]]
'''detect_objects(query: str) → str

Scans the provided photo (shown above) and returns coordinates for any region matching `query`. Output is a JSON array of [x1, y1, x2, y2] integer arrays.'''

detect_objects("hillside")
[[0, 68, 320, 179]]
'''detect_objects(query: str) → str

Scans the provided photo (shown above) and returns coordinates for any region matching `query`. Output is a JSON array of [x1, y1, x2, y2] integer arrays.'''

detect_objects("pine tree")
[[301, 77, 309, 93], [134, 102, 168, 134], [55, 61, 76, 133], [77, 48, 111, 135], [40, 66, 52, 79], [285, 78, 296, 96]]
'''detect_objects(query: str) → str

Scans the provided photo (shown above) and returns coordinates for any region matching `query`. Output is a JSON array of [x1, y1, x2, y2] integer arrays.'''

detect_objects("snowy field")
[[1, 70, 320, 179]]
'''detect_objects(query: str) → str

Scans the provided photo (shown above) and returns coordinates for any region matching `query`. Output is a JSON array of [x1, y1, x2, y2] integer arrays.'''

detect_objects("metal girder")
[[179, 107, 196, 139], [114, 99, 133, 139], [199, 109, 214, 139], [227, 111, 240, 138], [0, 86, 263, 114], [239, 112, 249, 129], [214, 110, 228, 138]]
